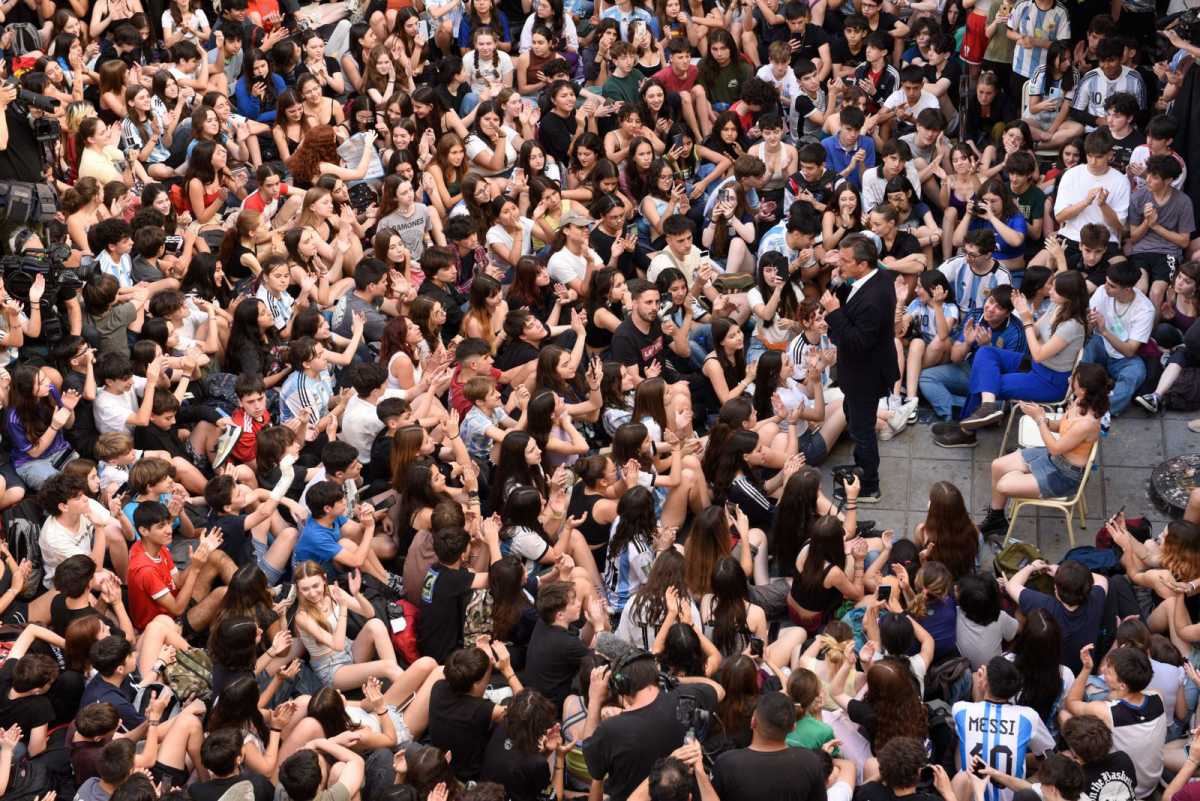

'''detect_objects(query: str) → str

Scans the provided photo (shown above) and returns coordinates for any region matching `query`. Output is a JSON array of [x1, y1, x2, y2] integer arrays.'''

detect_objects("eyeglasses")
[[965, 251, 990, 263]]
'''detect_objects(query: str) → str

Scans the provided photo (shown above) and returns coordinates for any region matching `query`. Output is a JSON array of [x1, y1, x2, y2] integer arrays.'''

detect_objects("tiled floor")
[[818, 406, 1195, 562]]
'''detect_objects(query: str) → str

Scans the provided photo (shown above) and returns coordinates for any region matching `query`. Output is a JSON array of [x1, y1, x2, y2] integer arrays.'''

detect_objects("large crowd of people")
[[0, 0, 1197, 799]]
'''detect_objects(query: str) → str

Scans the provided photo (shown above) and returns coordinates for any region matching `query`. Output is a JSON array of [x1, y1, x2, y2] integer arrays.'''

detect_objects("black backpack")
[[2, 499, 44, 599]]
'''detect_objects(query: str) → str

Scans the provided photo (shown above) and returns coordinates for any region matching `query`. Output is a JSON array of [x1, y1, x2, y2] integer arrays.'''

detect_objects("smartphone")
[[719, 188, 736, 206], [749, 636, 764, 658], [417, 18, 433, 40], [724, 501, 738, 519], [877, 584, 892, 602], [971, 756, 987, 778], [919, 766, 935, 784], [671, 133, 684, 150], [624, 223, 638, 241]]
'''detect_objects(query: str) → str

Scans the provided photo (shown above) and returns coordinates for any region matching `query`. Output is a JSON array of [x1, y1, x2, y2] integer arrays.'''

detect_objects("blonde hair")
[[908, 561, 953, 619], [294, 561, 334, 632], [94, 432, 134, 460]]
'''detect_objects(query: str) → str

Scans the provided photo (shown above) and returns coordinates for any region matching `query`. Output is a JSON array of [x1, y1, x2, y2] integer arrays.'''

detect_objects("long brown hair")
[[683, 506, 731, 598], [922, 481, 978, 579], [389, 425, 426, 493], [865, 658, 928, 751]]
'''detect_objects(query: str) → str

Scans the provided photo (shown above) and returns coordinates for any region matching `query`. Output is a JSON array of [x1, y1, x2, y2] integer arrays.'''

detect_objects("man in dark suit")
[[819, 234, 898, 502]]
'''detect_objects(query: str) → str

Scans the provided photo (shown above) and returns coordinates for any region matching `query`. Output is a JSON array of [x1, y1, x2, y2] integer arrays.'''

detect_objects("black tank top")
[[790, 560, 841, 614], [567, 486, 611, 554]]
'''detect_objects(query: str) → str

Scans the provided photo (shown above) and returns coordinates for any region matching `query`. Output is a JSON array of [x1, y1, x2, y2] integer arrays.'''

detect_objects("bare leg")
[[184, 585, 227, 633], [351, 618, 398, 665], [383, 656, 439, 707], [156, 710, 207, 781], [137, 615, 189, 678], [989, 450, 1029, 510], [819, 401, 848, 454], [104, 524, 130, 579], [941, 207, 959, 261], [171, 456, 207, 495], [400, 664, 444, 739], [905, 338, 926, 398], [765, 626, 807, 671]]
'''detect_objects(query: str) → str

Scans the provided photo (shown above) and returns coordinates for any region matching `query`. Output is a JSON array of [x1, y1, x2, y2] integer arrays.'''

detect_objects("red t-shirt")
[[449, 365, 502, 416], [127, 540, 177, 631], [652, 64, 698, 93], [231, 408, 270, 464]]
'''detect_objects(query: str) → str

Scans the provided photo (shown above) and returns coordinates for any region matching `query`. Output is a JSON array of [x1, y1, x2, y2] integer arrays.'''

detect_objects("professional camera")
[[2, 79, 60, 114], [675, 695, 713, 742], [1, 245, 96, 340]]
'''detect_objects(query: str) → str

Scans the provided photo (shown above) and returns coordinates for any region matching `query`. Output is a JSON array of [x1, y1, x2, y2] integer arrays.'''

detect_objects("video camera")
[[2, 79, 60, 115], [1, 245, 96, 340], [1161, 6, 1200, 45]]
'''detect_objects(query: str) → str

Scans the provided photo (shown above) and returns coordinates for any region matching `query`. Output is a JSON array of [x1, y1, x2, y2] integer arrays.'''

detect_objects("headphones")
[[608, 648, 657, 698]]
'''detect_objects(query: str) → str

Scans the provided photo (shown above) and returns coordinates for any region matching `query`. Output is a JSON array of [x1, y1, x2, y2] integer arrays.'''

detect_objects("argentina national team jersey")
[[953, 700, 1055, 801], [1072, 67, 1146, 128]]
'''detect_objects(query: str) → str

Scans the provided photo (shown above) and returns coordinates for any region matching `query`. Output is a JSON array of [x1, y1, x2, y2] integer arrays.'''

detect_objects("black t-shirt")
[[0, 108, 43, 182], [787, 24, 831, 71], [0, 662, 55, 746], [520, 619, 590, 709], [134, 422, 186, 459], [417, 280, 467, 347], [753, 7, 789, 44], [494, 339, 540, 373], [611, 318, 669, 376], [923, 58, 963, 110], [1080, 751, 1137, 801], [880, 231, 922, 262], [1101, 127, 1145, 174], [416, 563, 475, 663], [295, 57, 343, 99], [538, 111, 577, 169], [428, 681, 495, 781], [589, 228, 635, 279], [787, 168, 839, 214], [479, 722, 552, 801], [854, 784, 943, 801], [187, 772, 276, 801], [831, 37, 866, 68], [207, 512, 253, 564], [583, 684, 719, 801], [712, 746, 828, 801]]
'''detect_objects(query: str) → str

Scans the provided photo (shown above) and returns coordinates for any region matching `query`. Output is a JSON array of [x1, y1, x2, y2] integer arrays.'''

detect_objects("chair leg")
[[1000, 409, 1015, 455], [1064, 509, 1074, 548], [1003, 501, 1021, 547]]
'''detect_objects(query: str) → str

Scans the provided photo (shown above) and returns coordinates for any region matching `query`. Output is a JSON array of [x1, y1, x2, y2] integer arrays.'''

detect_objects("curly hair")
[[285, 125, 338, 187], [865, 658, 928, 751], [503, 690, 557, 755], [1160, 520, 1200, 582]]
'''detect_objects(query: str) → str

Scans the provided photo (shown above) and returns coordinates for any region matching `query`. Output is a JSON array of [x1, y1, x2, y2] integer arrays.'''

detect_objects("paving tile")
[[908, 459, 972, 512], [860, 510, 909, 538], [1164, 420, 1199, 458], [1101, 466, 1157, 520], [1100, 417, 1165, 468]]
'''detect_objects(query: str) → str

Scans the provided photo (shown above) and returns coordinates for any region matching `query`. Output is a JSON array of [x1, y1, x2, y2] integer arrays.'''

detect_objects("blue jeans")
[[1082, 335, 1146, 415], [461, 92, 481, 116], [688, 323, 712, 370], [963, 346, 1070, 417], [919, 362, 971, 420]]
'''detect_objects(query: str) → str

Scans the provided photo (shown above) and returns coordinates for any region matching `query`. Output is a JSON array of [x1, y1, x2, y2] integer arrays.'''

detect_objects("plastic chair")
[[1001, 438, 1098, 549]]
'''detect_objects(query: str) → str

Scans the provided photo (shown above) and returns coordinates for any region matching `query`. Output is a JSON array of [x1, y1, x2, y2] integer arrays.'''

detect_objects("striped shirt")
[[1072, 66, 1146, 127], [1007, 0, 1070, 78], [953, 700, 1055, 801], [279, 369, 333, 426], [938, 257, 1012, 315], [1025, 63, 1076, 127]]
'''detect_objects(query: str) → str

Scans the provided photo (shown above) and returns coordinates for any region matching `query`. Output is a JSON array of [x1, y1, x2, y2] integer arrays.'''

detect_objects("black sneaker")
[[960, 401, 1004, 431], [980, 509, 1009, 538], [933, 426, 978, 448], [1134, 394, 1160, 415]]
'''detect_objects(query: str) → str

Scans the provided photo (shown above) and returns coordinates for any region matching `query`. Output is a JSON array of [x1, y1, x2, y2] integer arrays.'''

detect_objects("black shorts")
[[152, 762, 190, 790], [1130, 252, 1179, 285]]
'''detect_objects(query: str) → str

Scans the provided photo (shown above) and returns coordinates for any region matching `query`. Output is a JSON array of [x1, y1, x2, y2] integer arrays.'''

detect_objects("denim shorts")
[[311, 647, 354, 685], [1021, 447, 1084, 499], [252, 537, 285, 585]]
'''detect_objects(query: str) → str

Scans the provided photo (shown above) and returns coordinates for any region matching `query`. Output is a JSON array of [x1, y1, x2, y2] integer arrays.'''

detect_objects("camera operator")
[[0, 81, 48, 253], [582, 652, 720, 801]]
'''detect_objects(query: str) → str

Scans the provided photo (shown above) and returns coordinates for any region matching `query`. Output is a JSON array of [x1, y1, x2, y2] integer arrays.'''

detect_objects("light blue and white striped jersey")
[[1072, 66, 1146, 126], [279, 368, 334, 426], [953, 700, 1055, 801], [1007, 0, 1070, 78], [938, 256, 1012, 315]]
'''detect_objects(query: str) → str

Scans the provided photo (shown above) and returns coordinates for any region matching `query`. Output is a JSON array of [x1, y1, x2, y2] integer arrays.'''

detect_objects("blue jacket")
[[234, 73, 287, 123]]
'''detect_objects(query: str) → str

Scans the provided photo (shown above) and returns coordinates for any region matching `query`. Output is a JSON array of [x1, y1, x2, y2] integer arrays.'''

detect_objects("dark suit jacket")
[[826, 267, 900, 400]]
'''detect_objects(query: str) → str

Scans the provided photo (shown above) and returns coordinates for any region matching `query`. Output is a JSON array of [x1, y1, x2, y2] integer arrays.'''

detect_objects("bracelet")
[[1023, 323, 1034, 329], [147, 718, 161, 725], [270, 727, 283, 732]]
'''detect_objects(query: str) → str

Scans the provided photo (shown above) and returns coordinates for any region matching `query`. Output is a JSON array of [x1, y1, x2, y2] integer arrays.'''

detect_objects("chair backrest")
[[1063, 438, 1099, 505], [1019, 78, 1033, 118]]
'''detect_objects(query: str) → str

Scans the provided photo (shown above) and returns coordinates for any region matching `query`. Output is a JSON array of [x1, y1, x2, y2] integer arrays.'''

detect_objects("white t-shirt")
[[748, 284, 804, 345], [40, 512, 104, 589], [339, 395, 383, 465], [485, 218, 535, 265], [465, 125, 520, 177], [1052, 164, 1130, 243], [462, 50, 514, 95], [548, 246, 601, 287], [755, 63, 801, 106], [882, 88, 940, 116], [1087, 286, 1154, 360], [94, 388, 138, 434], [161, 8, 210, 42]]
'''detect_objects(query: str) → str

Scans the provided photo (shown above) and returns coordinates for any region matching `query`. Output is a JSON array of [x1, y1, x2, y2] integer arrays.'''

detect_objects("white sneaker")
[[891, 397, 919, 431], [887, 393, 902, 413]]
